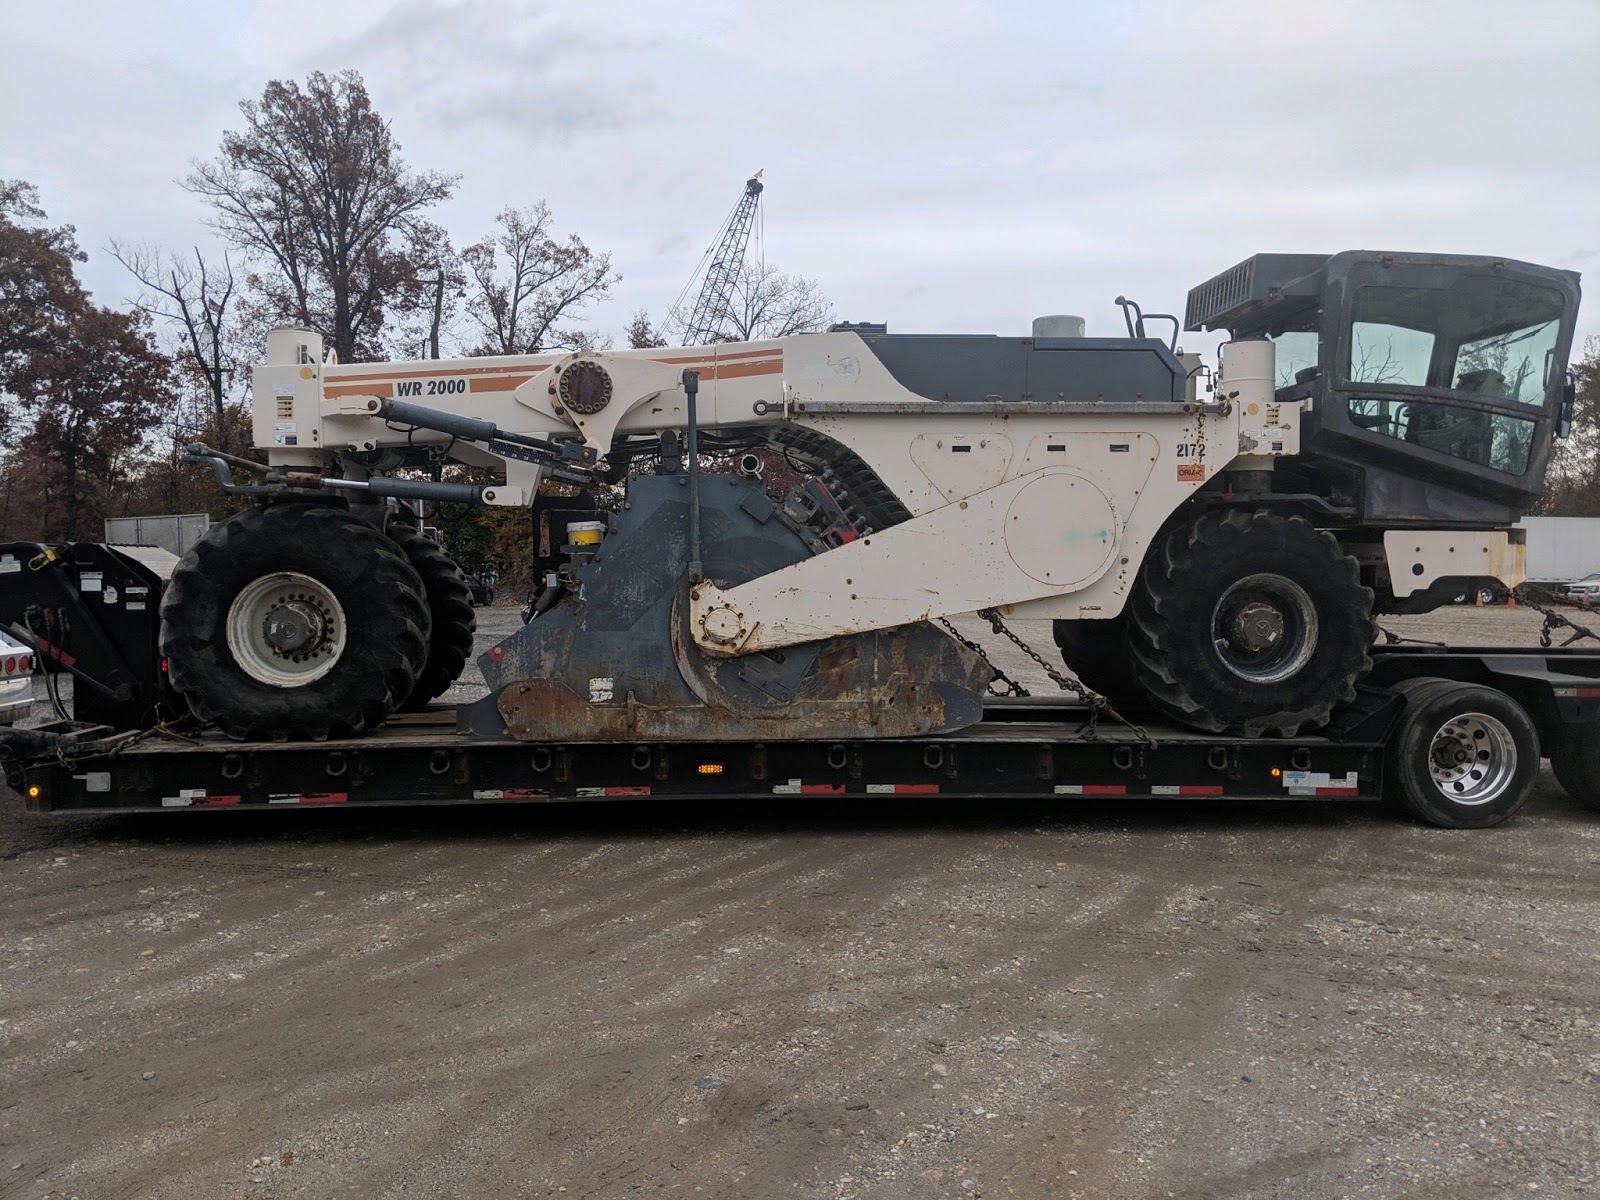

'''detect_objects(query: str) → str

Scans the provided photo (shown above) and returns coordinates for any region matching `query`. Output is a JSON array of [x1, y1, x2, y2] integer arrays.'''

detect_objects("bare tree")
[[461, 203, 617, 356], [184, 70, 459, 363], [720, 262, 833, 342], [1348, 334, 1407, 385], [110, 241, 243, 449]]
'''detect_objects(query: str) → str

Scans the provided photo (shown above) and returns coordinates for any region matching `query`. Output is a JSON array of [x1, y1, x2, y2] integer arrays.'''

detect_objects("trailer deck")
[[11, 638, 1599, 820]]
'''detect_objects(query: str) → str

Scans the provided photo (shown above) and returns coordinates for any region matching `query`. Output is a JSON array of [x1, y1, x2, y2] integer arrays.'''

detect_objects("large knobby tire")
[[1548, 723, 1600, 814], [1126, 509, 1374, 736], [388, 523, 476, 709], [1383, 677, 1538, 828], [160, 505, 431, 741], [1052, 616, 1141, 708]]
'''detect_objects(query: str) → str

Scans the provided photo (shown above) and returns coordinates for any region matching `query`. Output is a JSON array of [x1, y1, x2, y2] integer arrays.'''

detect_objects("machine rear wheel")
[[1383, 677, 1537, 827], [1126, 509, 1374, 736], [388, 524, 477, 709], [1052, 616, 1140, 707], [160, 505, 431, 740]]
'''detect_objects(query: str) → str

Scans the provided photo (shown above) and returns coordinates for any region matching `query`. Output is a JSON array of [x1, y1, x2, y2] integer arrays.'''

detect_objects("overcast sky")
[[3, 0, 1597, 357]]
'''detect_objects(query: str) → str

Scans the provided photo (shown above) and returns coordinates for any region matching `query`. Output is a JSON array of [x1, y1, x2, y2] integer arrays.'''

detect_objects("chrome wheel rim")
[[226, 572, 346, 688], [1211, 573, 1319, 684], [1426, 711, 1516, 806]]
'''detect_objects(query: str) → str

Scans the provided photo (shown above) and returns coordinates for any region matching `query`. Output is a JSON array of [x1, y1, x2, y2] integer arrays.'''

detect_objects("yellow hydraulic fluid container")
[[567, 520, 605, 546]]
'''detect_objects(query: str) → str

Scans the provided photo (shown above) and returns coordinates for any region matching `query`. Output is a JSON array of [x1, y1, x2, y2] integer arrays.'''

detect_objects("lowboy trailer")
[[3, 541, 1599, 829]]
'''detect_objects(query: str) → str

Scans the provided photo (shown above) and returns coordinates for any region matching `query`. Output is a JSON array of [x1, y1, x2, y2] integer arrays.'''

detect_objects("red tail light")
[[3, 657, 13, 674]]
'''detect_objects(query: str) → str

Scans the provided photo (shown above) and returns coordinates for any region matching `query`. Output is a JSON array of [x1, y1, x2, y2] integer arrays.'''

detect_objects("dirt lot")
[[3, 606, 1599, 1198]]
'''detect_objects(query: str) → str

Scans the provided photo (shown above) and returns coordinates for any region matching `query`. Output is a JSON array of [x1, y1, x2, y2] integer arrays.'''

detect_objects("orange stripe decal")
[[701, 360, 784, 380], [652, 347, 783, 366], [329, 362, 558, 383], [325, 383, 393, 399], [470, 375, 536, 393]]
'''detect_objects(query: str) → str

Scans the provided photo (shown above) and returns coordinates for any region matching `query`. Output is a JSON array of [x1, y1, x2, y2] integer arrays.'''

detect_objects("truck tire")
[[1382, 677, 1537, 827], [1126, 509, 1374, 736], [388, 524, 476, 709], [160, 505, 431, 741], [1548, 724, 1600, 813], [1052, 616, 1141, 707]]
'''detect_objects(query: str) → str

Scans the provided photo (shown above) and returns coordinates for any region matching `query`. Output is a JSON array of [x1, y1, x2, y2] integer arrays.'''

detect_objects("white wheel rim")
[[1426, 710, 1517, 806], [225, 571, 347, 688]]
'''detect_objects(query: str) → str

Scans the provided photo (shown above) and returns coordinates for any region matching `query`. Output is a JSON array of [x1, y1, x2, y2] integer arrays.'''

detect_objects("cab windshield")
[[1341, 275, 1565, 476], [1344, 276, 1564, 405]]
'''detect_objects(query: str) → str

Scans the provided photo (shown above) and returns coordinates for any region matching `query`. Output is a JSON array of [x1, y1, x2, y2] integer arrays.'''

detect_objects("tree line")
[[3, 68, 1595, 558], [0, 69, 832, 547]]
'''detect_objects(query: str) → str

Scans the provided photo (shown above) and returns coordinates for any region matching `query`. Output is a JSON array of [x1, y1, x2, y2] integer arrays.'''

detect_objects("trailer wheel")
[[1052, 616, 1140, 707], [1126, 509, 1374, 736], [1548, 725, 1600, 813], [1384, 677, 1537, 828], [388, 524, 477, 709], [161, 505, 431, 740]]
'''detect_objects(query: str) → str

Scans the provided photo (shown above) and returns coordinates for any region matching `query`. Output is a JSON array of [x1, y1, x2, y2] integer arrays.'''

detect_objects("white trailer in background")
[[104, 514, 211, 558], [1517, 517, 1600, 584]]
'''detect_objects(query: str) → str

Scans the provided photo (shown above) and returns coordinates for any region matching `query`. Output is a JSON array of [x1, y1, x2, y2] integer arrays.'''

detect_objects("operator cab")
[[1186, 251, 1582, 525]]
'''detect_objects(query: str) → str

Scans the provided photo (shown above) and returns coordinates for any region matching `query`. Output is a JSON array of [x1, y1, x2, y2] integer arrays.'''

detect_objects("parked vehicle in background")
[[1568, 573, 1600, 607], [464, 571, 495, 607], [0, 631, 33, 725]]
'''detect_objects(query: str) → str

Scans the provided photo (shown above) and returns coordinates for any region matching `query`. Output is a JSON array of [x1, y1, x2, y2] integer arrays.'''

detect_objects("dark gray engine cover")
[[459, 474, 990, 742]]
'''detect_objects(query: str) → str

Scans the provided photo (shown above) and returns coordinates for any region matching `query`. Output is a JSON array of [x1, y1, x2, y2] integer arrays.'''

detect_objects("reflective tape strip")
[[1053, 784, 1128, 796], [267, 792, 348, 805], [772, 780, 846, 795], [865, 784, 940, 794], [576, 786, 650, 797], [1150, 785, 1225, 796], [162, 789, 242, 808], [472, 788, 549, 800]]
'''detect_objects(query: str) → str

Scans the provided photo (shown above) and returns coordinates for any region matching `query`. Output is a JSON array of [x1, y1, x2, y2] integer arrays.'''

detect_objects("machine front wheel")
[[160, 505, 431, 740], [1125, 509, 1374, 736]]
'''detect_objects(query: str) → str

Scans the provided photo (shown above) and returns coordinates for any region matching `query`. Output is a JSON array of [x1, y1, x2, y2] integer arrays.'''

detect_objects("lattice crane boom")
[[670, 172, 764, 345]]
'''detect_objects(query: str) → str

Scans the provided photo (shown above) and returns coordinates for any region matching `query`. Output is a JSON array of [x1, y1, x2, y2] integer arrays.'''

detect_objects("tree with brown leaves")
[[0, 181, 173, 540], [184, 70, 459, 363]]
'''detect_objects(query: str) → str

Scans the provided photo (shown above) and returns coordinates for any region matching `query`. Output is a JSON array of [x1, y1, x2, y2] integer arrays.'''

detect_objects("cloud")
[[2, 0, 1593, 349], [311, 0, 665, 141]]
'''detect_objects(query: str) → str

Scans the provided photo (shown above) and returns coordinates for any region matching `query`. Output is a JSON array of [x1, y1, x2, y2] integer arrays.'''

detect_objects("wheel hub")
[[1426, 712, 1516, 805], [225, 571, 348, 688], [1210, 573, 1319, 684], [1229, 602, 1285, 654], [263, 599, 328, 656]]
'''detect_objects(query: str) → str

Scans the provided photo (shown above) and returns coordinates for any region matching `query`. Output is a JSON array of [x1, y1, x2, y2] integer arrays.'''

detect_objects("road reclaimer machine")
[[169, 250, 1581, 744]]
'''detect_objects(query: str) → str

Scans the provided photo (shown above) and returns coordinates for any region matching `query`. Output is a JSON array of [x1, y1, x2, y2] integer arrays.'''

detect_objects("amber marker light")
[[27, 785, 41, 799], [1270, 767, 1282, 777], [697, 763, 725, 776]]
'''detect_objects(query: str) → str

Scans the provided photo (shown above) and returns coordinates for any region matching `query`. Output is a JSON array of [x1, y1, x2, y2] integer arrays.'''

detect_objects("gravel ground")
[[3, 604, 1598, 1198]]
